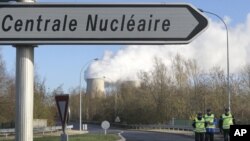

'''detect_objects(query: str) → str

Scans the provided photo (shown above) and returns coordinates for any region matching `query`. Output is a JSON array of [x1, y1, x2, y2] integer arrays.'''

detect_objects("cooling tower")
[[86, 78, 105, 98]]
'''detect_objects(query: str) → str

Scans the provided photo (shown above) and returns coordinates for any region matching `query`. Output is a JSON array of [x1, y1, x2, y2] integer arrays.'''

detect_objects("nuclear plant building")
[[86, 78, 105, 98]]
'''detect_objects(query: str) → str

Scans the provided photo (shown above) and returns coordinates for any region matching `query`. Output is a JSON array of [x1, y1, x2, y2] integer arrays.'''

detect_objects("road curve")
[[122, 130, 224, 141], [73, 123, 223, 141], [122, 130, 194, 141]]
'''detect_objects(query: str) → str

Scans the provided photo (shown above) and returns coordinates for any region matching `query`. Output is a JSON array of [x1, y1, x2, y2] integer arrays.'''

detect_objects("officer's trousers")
[[205, 128, 214, 141], [195, 132, 205, 141], [223, 129, 230, 141]]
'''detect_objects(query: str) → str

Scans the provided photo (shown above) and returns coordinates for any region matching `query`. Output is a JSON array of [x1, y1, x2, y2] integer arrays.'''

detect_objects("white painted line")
[[118, 131, 126, 141]]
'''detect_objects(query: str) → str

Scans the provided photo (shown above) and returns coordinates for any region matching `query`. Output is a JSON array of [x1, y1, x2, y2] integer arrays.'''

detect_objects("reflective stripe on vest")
[[222, 113, 233, 129], [204, 114, 215, 128], [194, 118, 206, 132]]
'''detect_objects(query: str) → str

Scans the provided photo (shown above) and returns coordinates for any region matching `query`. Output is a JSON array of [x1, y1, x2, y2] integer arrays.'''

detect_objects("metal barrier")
[[112, 123, 220, 133], [130, 124, 193, 131], [0, 128, 15, 138], [0, 125, 74, 138]]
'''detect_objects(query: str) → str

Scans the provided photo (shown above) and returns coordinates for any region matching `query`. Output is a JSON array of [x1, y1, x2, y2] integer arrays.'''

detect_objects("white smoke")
[[85, 14, 250, 82]]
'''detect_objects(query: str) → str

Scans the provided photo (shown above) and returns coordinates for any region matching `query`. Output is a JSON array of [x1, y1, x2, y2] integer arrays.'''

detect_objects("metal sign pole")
[[15, 1, 35, 141], [15, 46, 34, 141]]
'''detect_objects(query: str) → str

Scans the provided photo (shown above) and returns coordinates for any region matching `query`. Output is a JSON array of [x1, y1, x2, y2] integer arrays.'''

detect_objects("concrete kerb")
[[143, 129, 194, 136], [134, 128, 224, 140]]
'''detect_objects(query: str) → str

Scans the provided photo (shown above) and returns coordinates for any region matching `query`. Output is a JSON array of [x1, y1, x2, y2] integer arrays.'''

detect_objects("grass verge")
[[2, 134, 120, 141]]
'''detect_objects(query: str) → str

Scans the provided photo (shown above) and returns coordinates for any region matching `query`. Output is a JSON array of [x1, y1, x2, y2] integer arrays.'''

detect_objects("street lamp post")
[[199, 9, 230, 111], [79, 58, 98, 131]]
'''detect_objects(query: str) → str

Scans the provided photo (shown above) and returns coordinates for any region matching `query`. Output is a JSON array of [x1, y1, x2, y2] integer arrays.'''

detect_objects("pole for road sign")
[[15, 46, 35, 141], [15, 0, 35, 141]]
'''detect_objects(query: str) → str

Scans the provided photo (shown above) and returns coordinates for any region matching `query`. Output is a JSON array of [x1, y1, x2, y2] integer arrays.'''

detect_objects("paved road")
[[72, 123, 224, 141], [72, 122, 121, 134]]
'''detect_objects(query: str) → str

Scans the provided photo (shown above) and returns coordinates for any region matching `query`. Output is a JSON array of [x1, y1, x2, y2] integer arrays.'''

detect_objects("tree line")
[[1, 51, 250, 127], [69, 55, 250, 125], [0, 51, 58, 127]]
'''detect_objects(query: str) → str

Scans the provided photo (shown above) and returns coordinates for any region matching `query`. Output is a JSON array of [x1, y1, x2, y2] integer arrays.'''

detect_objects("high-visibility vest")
[[194, 118, 206, 132], [222, 113, 233, 129], [204, 114, 215, 128]]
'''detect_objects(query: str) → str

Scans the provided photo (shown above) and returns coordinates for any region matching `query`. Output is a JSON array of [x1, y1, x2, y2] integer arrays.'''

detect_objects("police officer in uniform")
[[219, 108, 235, 141], [204, 109, 215, 141], [193, 112, 206, 141]]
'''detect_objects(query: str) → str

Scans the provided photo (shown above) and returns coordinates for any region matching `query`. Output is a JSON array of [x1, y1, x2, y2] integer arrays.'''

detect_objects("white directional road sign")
[[0, 3, 208, 44]]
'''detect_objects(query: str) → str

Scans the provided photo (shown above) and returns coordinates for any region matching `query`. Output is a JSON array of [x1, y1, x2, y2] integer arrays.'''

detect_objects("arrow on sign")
[[0, 3, 208, 44]]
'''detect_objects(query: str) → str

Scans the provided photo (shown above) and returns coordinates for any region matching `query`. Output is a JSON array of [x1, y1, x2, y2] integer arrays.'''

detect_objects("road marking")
[[118, 131, 126, 141]]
